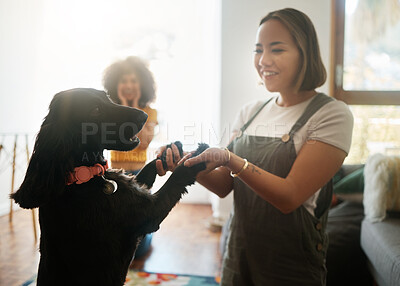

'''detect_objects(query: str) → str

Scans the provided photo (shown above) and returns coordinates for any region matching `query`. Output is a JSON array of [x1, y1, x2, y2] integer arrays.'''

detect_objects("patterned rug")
[[22, 271, 220, 286]]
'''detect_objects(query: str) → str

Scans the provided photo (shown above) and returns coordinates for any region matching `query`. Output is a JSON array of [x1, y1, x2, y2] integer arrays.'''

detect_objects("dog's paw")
[[192, 143, 209, 157], [159, 141, 184, 169], [168, 143, 208, 186]]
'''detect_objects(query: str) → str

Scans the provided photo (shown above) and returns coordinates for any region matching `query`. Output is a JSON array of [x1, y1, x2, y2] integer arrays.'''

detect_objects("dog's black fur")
[[11, 88, 207, 286], [135, 141, 185, 189]]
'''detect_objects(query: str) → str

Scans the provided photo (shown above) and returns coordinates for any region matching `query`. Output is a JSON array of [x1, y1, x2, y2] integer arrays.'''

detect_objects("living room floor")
[[0, 203, 222, 286]]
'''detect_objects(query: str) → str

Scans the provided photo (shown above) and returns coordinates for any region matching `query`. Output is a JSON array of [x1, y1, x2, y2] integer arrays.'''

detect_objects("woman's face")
[[117, 73, 141, 101], [254, 19, 301, 95]]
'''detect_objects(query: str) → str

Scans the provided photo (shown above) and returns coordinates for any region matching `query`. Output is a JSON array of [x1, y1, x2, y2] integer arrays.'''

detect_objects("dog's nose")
[[134, 109, 148, 131]]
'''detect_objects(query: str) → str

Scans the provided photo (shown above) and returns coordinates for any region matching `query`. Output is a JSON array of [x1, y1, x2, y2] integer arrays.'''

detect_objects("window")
[[331, 0, 400, 163], [331, 0, 400, 104]]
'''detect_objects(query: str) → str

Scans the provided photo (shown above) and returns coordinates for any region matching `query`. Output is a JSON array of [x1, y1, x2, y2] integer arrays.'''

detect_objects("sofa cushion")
[[361, 217, 400, 286], [333, 166, 364, 194], [364, 154, 400, 222], [326, 201, 372, 285]]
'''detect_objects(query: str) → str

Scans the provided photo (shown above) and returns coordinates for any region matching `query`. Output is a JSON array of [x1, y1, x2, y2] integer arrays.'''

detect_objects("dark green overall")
[[222, 94, 334, 286]]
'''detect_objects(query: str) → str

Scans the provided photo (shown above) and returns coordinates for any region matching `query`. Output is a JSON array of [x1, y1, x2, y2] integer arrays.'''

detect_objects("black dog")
[[11, 88, 207, 286]]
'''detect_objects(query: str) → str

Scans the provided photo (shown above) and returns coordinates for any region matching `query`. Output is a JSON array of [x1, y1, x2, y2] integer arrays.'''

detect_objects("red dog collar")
[[67, 161, 109, 185]]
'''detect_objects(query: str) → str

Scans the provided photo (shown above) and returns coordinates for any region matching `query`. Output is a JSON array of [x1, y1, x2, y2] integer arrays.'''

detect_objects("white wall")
[[213, 0, 332, 220]]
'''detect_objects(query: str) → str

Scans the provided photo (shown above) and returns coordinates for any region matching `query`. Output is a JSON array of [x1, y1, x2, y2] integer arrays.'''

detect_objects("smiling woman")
[[163, 7, 353, 285], [103, 56, 157, 175]]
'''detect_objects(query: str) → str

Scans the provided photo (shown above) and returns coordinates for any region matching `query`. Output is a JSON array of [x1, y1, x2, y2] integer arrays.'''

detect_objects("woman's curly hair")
[[103, 56, 156, 108]]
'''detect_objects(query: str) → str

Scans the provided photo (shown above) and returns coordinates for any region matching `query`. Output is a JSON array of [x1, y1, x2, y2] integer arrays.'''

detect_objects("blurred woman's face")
[[117, 73, 141, 101]]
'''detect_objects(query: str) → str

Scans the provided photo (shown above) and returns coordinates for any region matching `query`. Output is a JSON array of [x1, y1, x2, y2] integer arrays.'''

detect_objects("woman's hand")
[[183, 147, 230, 175], [117, 93, 139, 107], [117, 93, 129, 107], [155, 143, 186, 175]]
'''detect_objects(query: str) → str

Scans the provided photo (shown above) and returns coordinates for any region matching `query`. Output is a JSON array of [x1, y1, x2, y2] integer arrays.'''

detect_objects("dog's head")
[[48, 88, 148, 151], [11, 88, 148, 208]]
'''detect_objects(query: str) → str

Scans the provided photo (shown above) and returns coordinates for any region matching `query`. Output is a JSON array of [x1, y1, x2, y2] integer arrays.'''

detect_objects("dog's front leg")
[[135, 160, 158, 189], [138, 162, 205, 234], [135, 141, 184, 189]]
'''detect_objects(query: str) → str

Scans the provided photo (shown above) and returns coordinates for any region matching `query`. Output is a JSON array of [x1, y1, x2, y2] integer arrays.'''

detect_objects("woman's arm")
[[192, 133, 237, 197], [195, 167, 233, 198], [155, 134, 237, 197], [185, 140, 346, 214]]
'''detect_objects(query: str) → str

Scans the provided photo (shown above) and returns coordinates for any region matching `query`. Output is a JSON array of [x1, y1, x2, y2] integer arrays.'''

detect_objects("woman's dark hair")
[[103, 56, 156, 108], [260, 8, 327, 91]]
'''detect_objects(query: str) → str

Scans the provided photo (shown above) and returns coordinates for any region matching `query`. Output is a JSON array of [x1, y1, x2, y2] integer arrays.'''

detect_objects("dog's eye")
[[90, 107, 101, 117]]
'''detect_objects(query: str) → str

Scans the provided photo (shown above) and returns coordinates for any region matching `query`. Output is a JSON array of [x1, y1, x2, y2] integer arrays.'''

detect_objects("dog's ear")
[[11, 104, 74, 209]]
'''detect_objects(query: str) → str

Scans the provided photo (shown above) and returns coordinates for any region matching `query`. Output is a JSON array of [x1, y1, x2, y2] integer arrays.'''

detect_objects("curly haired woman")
[[103, 56, 158, 258]]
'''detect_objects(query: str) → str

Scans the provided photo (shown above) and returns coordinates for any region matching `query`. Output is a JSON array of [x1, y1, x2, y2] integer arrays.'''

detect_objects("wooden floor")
[[0, 203, 222, 286], [0, 209, 40, 286]]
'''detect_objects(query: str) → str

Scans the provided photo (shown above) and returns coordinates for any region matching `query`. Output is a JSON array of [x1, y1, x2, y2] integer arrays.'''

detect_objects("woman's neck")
[[276, 90, 317, 107]]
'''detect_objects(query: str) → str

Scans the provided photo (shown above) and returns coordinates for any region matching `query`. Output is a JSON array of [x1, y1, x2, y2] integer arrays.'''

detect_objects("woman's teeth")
[[262, 71, 278, 76]]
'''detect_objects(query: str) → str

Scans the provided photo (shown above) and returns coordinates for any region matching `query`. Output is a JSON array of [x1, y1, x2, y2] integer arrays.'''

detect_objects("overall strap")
[[289, 93, 334, 137], [240, 98, 274, 134], [227, 97, 274, 150]]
